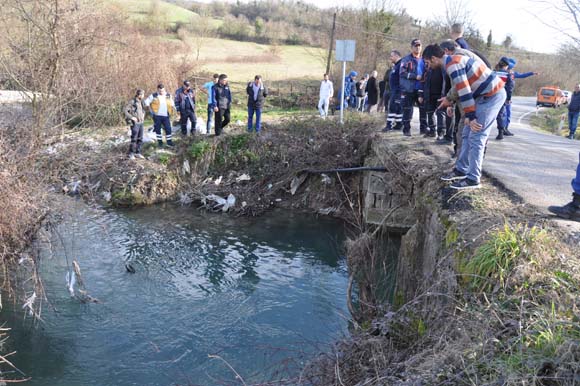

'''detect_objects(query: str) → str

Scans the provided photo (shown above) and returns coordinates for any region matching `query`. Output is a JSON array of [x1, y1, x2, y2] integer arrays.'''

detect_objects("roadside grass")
[[529, 106, 577, 138]]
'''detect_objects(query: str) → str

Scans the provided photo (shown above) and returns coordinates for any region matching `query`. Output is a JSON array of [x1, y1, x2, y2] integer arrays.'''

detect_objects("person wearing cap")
[[400, 38, 427, 136], [144, 83, 176, 148], [247, 75, 268, 132], [567, 84, 580, 139], [493, 57, 514, 140], [200, 74, 219, 134], [384, 49, 403, 131], [339, 70, 357, 110], [504, 58, 539, 136], [548, 153, 580, 221], [424, 43, 506, 190], [123, 89, 146, 160], [175, 80, 197, 136], [211, 74, 232, 136], [318, 73, 334, 118]]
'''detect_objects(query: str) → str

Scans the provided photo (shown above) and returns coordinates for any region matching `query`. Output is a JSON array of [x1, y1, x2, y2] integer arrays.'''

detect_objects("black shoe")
[[450, 178, 480, 190], [568, 134, 575, 140], [403, 131, 411, 137], [441, 169, 467, 182], [166, 141, 175, 148], [157, 141, 164, 148], [393, 124, 402, 131], [496, 133, 504, 140], [548, 193, 580, 221], [504, 128, 514, 136], [382, 126, 391, 132]]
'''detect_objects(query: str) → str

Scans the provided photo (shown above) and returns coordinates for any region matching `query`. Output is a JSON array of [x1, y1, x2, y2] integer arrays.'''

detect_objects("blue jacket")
[[569, 91, 580, 112], [399, 53, 424, 94], [455, 37, 469, 49], [514, 71, 535, 79], [389, 59, 402, 96]]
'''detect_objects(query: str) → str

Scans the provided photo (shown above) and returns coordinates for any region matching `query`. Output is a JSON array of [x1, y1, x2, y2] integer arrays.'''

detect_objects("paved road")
[[484, 96, 579, 212]]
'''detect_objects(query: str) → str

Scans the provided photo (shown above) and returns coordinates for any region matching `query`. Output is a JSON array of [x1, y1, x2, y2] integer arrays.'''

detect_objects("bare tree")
[[529, 0, 580, 47]]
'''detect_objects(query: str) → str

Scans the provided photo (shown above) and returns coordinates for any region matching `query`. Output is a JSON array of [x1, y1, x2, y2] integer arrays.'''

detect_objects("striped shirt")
[[445, 54, 505, 120]]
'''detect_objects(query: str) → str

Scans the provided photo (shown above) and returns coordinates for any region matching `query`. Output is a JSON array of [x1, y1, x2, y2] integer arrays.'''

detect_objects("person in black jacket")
[[211, 74, 232, 136], [419, 65, 445, 138], [175, 80, 196, 136], [247, 75, 268, 133], [365, 71, 380, 113]]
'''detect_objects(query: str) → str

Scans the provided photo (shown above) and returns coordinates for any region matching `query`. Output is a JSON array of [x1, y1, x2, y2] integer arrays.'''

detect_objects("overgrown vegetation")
[[530, 106, 576, 138]]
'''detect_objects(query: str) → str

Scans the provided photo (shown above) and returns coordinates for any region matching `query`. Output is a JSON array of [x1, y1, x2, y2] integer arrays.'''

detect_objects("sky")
[[308, 0, 575, 53]]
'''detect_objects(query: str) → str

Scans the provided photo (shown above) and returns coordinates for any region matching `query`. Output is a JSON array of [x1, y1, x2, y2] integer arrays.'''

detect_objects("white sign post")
[[335, 40, 356, 124]]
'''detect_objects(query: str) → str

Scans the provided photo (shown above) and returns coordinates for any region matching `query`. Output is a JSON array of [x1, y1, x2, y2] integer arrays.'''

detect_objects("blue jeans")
[[248, 106, 262, 132], [455, 88, 507, 183], [573, 153, 580, 194], [568, 111, 579, 136], [206, 104, 213, 134]]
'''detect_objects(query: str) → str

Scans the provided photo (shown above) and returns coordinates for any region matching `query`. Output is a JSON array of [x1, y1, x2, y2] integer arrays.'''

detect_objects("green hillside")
[[108, 0, 198, 24]]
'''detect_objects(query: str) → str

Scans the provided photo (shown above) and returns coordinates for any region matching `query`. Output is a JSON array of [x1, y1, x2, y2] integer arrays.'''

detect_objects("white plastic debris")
[[22, 292, 37, 315], [214, 176, 223, 185], [321, 174, 332, 185], [267, 183, 273, 189], [65, 271, 76, 297], [242, 201, 247, 207], [290, 173, 307, 195], [182, 159, 191, 175], [223, 193, 236, 212], [275, 198, 282, 202], [236, 174, 251, 183], [102, 191, 112, 202]]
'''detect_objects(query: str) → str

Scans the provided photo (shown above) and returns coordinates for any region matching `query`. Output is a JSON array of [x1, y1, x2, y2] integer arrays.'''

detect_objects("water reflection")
[[3, 201, 349, 386]]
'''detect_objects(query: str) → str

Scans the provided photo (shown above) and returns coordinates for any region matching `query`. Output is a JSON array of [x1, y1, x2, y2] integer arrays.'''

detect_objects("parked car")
[[537, 86, 567, 108], [562, 90, 571, 104]]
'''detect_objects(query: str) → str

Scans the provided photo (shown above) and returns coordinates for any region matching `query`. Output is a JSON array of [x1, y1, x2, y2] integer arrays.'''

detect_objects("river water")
[[4, 201, 348, 385]]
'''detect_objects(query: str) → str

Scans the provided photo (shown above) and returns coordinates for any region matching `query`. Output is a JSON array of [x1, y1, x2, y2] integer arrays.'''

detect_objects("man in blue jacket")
[[503, 58, 539, 136], [399, 39, 427, 136], [567, 84, 580, 139], [384, 50, 402, 131], [494, 57, 514, 140]]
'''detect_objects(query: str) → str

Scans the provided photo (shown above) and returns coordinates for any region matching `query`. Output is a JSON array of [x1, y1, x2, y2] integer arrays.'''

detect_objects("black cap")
[[411, 39, 421, 47], [183, 80, 191, 86]]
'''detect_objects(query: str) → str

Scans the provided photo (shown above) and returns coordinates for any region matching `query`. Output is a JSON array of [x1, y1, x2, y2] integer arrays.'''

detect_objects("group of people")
[[123, 74, 266, 159]]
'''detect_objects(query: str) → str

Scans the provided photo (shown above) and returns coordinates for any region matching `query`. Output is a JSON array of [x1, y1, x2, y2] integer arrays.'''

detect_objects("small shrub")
[[188, 140, 211, 160], [158, 153, 171, 165]]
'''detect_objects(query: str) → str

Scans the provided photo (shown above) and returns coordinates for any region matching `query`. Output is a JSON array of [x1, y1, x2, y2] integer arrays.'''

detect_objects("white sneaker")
[[134, 154, 145, 159], [128, 153, 135, 160]]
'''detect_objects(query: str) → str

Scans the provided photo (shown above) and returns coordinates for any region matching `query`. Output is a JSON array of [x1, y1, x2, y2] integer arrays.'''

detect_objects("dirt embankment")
[[304, 133, 580, 386], [42, 117, 378, 220]]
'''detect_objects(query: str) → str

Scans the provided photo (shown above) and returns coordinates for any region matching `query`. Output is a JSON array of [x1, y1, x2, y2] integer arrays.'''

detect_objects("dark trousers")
[[129, 123, 143, 154], [401, 90, 427, 134], [180, 109, 196, 135], [153, 115, 173, 145], [496, 104, 507, 133], [386, 93, 402, 130], [214, 108, 230, 136], [426, 106, 446, 136]]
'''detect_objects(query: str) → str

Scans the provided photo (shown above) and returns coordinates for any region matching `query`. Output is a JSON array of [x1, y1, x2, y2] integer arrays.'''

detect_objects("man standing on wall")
[[212, 74, 232, 136], [400, 39, 427, 136], [318, 73, 334, 119], [384, 50, 402, 132], [424, 44, 506, 190], [365, 70, 380, 113], [201, 74, 219, 135]]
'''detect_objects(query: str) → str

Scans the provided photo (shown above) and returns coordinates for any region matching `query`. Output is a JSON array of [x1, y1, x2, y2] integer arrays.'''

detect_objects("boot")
[[548, 193, 580, 221], [504, 128, 514, 136], [496, 128, 504, 140]]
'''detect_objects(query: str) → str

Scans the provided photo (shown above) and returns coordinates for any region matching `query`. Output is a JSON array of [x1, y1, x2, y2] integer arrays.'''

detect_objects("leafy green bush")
[[188, 140, 211, 160]]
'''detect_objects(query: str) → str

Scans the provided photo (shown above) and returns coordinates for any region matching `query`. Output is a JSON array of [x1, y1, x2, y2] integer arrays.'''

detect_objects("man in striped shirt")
[[422, 44, 506, 190]]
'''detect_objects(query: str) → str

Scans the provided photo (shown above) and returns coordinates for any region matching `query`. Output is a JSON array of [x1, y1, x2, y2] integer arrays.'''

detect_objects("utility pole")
[[326, 12, 337, 75]]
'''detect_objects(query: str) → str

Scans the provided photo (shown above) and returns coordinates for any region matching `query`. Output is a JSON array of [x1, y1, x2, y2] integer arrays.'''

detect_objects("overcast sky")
[[308, 0, 574, 53]]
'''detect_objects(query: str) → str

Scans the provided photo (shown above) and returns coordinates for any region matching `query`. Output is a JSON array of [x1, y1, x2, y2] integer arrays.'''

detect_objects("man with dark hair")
[[419, 62, 445, 138], [384, 49, 403, 131], [144, 83, 176, 148], [365, 70, 380, 113], [318, 73, 334, 118], [175, 80, 197, 136], [568, 84, 580, 139], [247, 75, 268, 132], [400, 39, 427, 136], [123, 89, 146, 159], [424, 43, 506, 190], [212, 74, 232, 136], [201, 73, 219, 134]]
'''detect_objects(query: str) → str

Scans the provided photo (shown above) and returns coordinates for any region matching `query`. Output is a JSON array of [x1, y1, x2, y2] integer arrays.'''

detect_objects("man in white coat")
[[318, 73, 334, 118]]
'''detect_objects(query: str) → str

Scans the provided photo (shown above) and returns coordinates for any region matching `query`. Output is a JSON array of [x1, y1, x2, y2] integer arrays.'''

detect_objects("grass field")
[[193, 38, 326, 82], [108, 0, 198, 24]]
